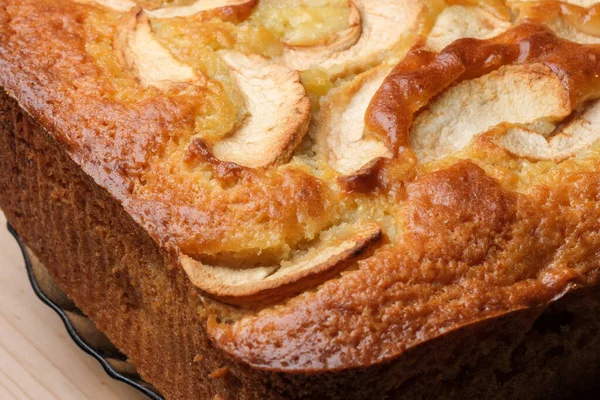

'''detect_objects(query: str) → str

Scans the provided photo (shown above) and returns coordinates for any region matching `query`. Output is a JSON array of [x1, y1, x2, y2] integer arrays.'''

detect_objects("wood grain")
[[0, 211, 149, 400]]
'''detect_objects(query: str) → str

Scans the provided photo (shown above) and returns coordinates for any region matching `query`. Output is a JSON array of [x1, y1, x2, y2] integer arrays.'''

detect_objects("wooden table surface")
[[0, 212, 149, 400]]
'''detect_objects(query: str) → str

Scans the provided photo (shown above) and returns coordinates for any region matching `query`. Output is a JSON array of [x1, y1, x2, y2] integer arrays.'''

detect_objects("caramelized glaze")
[[366, 23, 600, 157]]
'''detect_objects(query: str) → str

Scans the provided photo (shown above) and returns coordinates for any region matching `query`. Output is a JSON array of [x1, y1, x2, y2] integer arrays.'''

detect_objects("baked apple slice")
[[211, 50, 311, 168], [114, 9, 205, 90], [509, 0, 600, 44], [180, 222, 382, 306], [114, 10, 311, 168], [492, 101, 600, 161], [367, 23, 600, 164], [276, 0, 425, 75], [410, 63, 571, 163], [426, 3, 511, 51], [316, 3, 511, 176], [316, 66, 392, 176]]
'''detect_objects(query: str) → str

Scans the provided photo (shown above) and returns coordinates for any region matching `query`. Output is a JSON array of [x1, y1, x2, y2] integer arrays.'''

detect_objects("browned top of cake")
[[2, 0, 600, 372]]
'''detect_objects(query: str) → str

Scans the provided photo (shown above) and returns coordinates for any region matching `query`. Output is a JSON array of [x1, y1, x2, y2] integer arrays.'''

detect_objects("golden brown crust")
[[0, 0, 335, 262], [208, 161, 600, 371], [3, 0, 600, 393], [3, 81, 600, 400]]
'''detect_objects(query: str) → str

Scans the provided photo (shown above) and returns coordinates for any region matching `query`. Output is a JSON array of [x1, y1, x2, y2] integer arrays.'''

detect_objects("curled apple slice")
[[316, 4, 510, 177], [277, 0, 424, 74], [211, 50, 311, 168], [366, 23, 600, 161], [114, 9, 204, 90], [493, 100, 600, 161], [317, 66, 392, 175], [425, 4, 511, 51], [509, 0, 600, 44], [411, 63, 571, 163], [180, 222, 382, 305], [115, 11, 310, 167]]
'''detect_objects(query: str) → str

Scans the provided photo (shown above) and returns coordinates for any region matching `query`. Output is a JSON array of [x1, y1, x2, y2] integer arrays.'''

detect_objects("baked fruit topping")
[[6, 0, 600, 381], [316, 66, 392, 176], [93, 2, 600, 301], [317, 2, 513, 177], [425, 3, 511, 51], [114, 8, 311, 168], [114, 9, 205, 90], [275, 0, 425, 75], [510, 0, 600, 42], [210, 50, 311, 168], [275, 0, 362, 49], [181, 222, 382, 306], [365, 23, 600, 167], [411, 62, 572, 163]]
